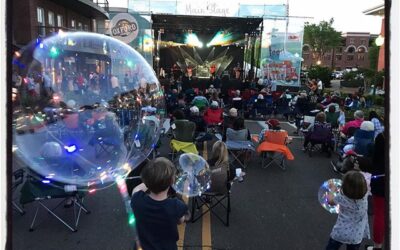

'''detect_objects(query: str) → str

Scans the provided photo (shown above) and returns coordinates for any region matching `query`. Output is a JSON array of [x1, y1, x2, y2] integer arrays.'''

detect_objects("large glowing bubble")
[[12, 32, 165, 190], [173, 153, 211, 197], [318, 178, 342, 214]]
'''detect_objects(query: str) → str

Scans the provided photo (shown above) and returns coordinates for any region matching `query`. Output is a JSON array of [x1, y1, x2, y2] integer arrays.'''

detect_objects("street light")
[[375, 35, 384, 46], [316, 60, 321, 65]]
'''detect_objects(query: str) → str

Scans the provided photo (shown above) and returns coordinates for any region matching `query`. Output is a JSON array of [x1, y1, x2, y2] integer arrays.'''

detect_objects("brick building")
[[302, 32, 378, 71], [12, 0, 109, 48]]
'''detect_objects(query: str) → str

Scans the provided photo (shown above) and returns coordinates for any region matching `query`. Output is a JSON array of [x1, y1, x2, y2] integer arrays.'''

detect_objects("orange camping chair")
[[256, 130, 294, 171]]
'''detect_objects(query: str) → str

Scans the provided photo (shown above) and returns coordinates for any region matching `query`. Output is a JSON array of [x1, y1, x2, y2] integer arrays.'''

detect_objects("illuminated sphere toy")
[[12, 32, 165, 190]]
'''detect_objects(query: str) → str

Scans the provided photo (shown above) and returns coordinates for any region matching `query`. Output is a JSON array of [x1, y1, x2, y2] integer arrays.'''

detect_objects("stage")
[[151, 14, 263, 80]]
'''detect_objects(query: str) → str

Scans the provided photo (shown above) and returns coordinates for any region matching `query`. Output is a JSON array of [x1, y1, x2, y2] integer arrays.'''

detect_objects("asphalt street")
[[12, 120, 374, 250]]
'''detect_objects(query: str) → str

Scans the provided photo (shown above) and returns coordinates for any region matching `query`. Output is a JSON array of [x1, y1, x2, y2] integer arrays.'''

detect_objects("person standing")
[[131, 158, 190, 250], [326, 171, 370, 250], [365, 133, 385, 250]]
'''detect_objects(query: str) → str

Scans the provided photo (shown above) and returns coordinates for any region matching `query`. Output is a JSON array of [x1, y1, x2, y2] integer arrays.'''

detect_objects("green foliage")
[[340, 80, 363, 88], [343, 71, 358, 82], [365, 95, 385, 106], [308, 65, 332, 87], [304, 18, 342, 61], [368, 45, 379, 71]]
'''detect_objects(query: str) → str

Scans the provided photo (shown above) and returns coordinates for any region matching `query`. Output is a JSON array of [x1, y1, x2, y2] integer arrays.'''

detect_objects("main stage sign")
[[110, 13, 139, 44], [179, 1, 236, 17]]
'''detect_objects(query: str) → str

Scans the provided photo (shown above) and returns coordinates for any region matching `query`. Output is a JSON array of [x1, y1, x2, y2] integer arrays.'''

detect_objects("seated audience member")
[[188, 106, 206, 134], [226, 118, 251, 141], [368, 111, 384, 138], [207, 141, 231, 190], [258, 119, 281, 142], [189, 105, 213, 142], [204, 101, 223, 125], [232, 90, 242, 102], [341, 110, 364, 137], [302, 112, 332, 152], [223, 108, 238, 140], [325, 105, 340, 129], [332, 121, 375, 174], [191, 91, 209, 111], [131, 157, 190, 250], [340, 121, 375, 157], [209, 91, 222, 108]]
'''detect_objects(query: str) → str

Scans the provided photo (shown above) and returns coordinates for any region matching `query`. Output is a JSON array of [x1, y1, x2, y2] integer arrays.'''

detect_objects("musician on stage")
[[233, 63, 242, 80], [171, 63, 182, 81]]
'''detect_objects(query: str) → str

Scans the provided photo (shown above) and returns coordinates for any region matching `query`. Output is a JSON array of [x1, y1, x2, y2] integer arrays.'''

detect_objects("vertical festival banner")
[[261, 30, 303, 86]]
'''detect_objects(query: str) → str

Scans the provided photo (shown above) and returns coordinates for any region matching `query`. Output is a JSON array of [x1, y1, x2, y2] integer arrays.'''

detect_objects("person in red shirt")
[[341, 110, 364, 137], [204, 101, 223, 125]]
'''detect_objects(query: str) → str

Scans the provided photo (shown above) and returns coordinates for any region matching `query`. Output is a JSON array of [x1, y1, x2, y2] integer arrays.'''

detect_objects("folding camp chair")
[[12, 169, 25, 215], [170, 120, 198, 160], [225, 128, 255, 169], [20, 175, 90, 232], [255, 130, 294, 170], [191, 164, 231, 226], [304, 123, 333, 158]]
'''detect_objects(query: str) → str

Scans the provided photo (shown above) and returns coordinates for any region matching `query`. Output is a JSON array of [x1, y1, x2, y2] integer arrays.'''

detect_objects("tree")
[[368, 44, 379, 71], [308, 65, 332, 88], [303, 18, 342, 66]]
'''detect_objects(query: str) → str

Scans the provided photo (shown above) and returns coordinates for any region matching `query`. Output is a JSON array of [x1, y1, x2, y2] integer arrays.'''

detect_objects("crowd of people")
[[127, 70, 386, 250], [12, 65, 386, 249]]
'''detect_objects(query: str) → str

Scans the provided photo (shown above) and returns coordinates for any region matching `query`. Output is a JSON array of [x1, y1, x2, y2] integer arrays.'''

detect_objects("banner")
[[261, 31, 303, 86]]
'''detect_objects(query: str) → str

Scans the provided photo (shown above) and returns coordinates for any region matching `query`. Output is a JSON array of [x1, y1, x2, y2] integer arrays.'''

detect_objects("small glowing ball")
[[12, 32, 164, 190], [318, 179, 342, 214], [41, 141, 63, 159], [173, 153, 211, 197]]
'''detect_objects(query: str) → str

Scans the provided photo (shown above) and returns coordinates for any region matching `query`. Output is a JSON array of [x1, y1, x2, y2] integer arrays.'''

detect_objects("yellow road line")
[[177, 195, 189, 250], [202, 141, 212, 250]]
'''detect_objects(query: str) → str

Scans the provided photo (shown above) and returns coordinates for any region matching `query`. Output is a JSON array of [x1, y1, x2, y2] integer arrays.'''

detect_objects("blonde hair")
[[211, 141, 229, 167]]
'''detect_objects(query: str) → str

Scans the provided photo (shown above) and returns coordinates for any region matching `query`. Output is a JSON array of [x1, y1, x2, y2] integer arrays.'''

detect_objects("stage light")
[[49, 46, 59, 58], [375, 35, 384, 46], [207, 31, 234, 47], [185, 33, 203, 48]]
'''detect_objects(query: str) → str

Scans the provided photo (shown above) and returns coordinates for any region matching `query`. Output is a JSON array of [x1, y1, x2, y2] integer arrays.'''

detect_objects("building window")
[[336, 47, 342, 53], [37, 7, 45, 36], [84, 24, 89, 31], [357, 47, 366, 53], [57, 15, 63, 27], [71, 19, 76, 29], [347, 47, 355, 53], [357, 54, 365, 61], [349, 38, 355, 44], [360, 39, 366, 45], [78, 22, 83, 30], [347, 55, 354, 61], [92, 19, 97, 32], [48, 11, 55, 26], [336, 55, 342, 61], [324, 55, 331, 60]]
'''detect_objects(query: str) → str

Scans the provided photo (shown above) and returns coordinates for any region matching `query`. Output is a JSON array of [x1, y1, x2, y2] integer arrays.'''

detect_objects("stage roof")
[[151, 14, 263, 34]]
